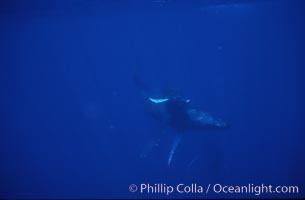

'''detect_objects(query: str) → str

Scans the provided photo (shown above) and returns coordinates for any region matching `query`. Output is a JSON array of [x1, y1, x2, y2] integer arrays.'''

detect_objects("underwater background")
[[0, 0, 304, 199]]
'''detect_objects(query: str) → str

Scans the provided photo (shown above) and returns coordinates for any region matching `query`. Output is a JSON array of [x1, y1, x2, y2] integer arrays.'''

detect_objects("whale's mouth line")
[[148, 97, 169, 103]]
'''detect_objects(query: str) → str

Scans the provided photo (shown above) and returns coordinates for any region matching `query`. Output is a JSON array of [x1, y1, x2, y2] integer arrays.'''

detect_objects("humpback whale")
[[133, 74, 227, 165]]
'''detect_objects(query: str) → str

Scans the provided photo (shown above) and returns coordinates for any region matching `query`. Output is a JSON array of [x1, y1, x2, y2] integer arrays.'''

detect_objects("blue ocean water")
[[0, 0, 304, 199]]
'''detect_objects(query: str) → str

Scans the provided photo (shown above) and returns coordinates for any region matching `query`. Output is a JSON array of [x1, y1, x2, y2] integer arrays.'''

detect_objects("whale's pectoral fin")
[[133, 73, 149, 91], [133, 73, 153, 98], [188, 109, 227, 129], [168, 134, 183, 166]]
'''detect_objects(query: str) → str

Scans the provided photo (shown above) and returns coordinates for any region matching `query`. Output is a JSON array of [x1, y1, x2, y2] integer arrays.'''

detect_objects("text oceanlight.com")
[[129, 183, 299, 196]]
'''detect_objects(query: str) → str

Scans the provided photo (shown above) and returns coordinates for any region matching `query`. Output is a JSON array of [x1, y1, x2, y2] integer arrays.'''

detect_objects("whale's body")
[[133, 74, 227, 165], [147, 96, 227, 131]]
